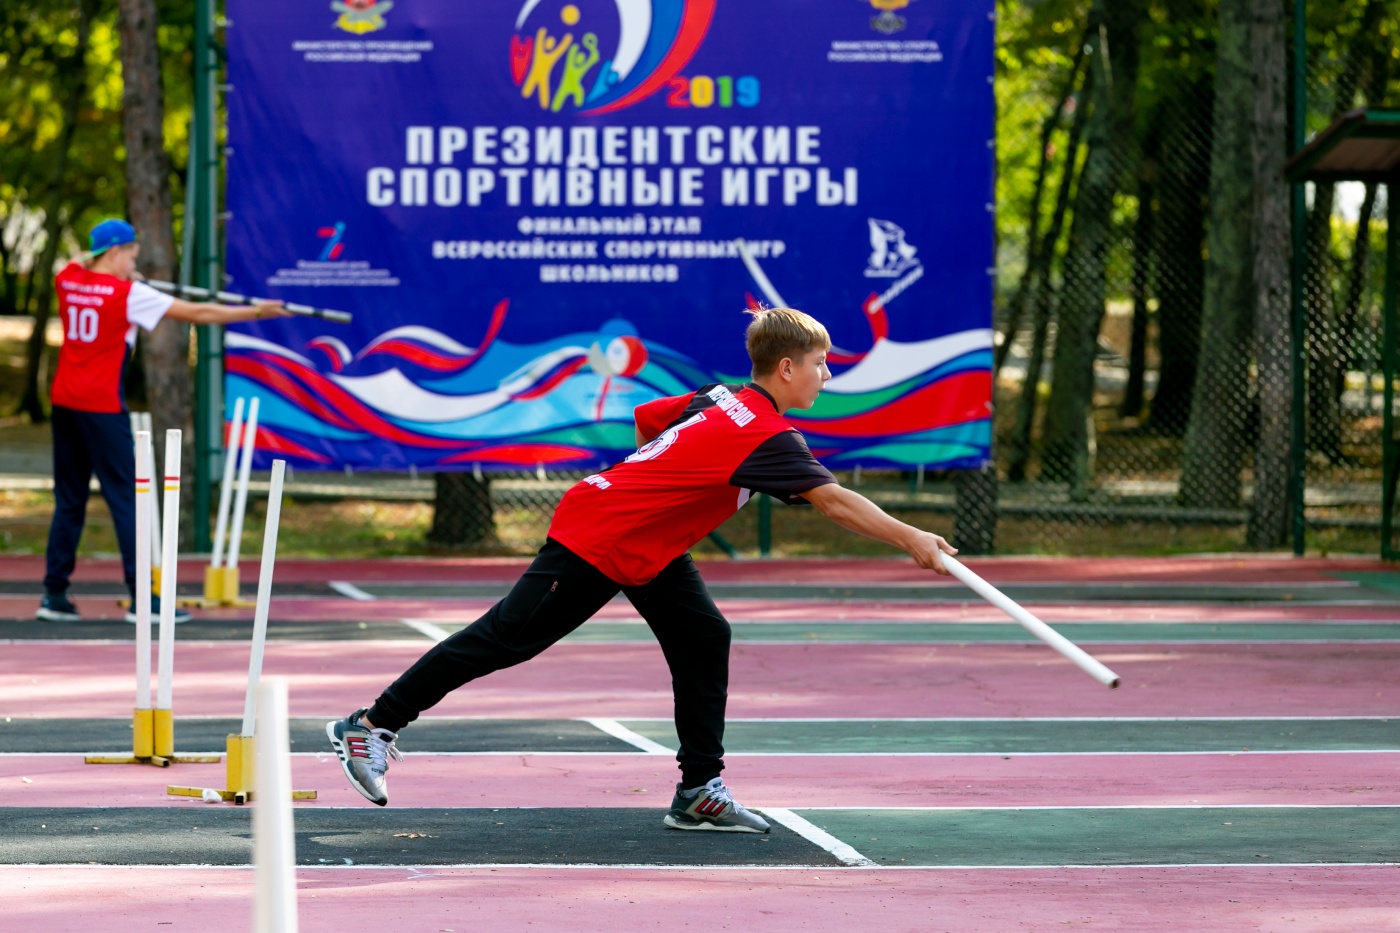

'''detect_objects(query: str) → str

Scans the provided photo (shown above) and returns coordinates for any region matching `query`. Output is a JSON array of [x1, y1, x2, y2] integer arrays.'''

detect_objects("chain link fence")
[[257, 1, 1392, 558]]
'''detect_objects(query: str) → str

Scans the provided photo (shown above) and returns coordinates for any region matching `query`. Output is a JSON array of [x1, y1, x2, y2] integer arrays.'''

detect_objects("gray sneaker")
[[326, 709, 402, 806], [664, 777, 770, 833]]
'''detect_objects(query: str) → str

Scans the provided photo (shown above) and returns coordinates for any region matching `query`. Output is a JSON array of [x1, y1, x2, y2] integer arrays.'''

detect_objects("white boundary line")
[[11, 638, 1400, 650], [754, 808, 876, 866], [612, 715, 1400, 723], [329, 581, 375, 601], [8, 748, 1400, 758], [581, 718, 675, 755], [5, 861, 1398, 871], [399, 618, 453, 642]]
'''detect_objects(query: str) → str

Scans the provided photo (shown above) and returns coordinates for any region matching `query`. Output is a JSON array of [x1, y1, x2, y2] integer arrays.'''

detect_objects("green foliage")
[[0, 0, 197, 318]]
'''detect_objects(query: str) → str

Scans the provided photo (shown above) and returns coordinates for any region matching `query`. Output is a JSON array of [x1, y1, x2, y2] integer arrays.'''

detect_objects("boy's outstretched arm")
[[800, 483, 958, 575]]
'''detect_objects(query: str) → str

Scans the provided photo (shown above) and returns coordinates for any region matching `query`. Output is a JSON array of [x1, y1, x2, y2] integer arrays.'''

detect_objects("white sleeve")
[[126, 281, 176, 331]]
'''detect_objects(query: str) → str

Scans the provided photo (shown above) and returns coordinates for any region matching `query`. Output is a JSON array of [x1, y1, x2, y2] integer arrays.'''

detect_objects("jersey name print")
[[549, 383, 836, 586], [49, 263, 173, 413]]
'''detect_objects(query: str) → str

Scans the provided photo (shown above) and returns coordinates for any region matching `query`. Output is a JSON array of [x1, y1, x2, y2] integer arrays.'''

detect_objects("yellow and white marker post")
[[252, 677, 300, 932], [87, 430, 218, 767], [203, 397, 250, 605], [154, 428, 181, 758], [169, 459, 315, 803], [221, 397, 260, 607]]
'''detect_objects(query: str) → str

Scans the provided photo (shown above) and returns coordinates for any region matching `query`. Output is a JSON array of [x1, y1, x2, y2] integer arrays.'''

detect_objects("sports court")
[[4, 552, 1399, 931]]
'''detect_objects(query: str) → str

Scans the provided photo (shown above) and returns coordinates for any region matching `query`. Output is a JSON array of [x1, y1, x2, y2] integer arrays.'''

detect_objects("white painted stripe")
[[792, 803, 1400, 810], [399, 618, 452, 642], [12, 748, 1400, 759], [5, 861, 1398, 871], [581, 718, 675, 755], [761, 808, 876, 867], [329, 581, 375, 601], [11, 638, 1400, 649], [614, 715, 1400, 723]]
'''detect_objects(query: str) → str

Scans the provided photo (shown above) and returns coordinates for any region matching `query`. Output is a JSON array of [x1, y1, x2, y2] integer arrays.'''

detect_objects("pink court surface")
[[2, 553, 1400, 932]]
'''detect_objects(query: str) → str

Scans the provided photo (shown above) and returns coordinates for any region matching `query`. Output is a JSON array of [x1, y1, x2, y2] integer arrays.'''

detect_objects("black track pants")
[[368, 539, 732, 787]]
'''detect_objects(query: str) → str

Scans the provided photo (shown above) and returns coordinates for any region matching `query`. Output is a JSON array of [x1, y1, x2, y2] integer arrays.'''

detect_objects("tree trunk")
[[1304, 0, 1386, 463], [428, 472, 497, 547], [1179, 0, 1254, 509], [1006, 64, 1095, 483], [1040, 0, 1141, 497], [16, 0, 94, 424], [1147, 84, 1212, 435], [953, 461, 998, 555], [1120, 127, 1158, 419], [1246, 0, 1291, 549], [1335, 183, 1377, 408], [1303, 182, 1342, 461], [118, 0, 186, 464], [995, 31, 1090, 378]]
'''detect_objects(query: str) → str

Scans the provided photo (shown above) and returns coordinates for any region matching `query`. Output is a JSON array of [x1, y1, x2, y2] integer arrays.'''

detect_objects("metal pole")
[[192, 0, 223, 553], [1383, 194, 1397, 559], [1289, 0, 1307, 556], [757, 493, 772, 558]]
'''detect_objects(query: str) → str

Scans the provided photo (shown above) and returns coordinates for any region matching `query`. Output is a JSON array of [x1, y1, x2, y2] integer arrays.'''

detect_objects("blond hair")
[[745, 307, 831, 376]]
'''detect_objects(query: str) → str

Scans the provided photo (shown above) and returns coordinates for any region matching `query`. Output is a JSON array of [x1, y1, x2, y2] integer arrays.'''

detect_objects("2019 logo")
[[510, 0, 721, 114]]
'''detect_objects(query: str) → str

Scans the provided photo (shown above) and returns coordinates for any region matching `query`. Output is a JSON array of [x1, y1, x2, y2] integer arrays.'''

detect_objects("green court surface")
[[9, 716, 1397, 755], [801, 806, 1400, 866], [3, 806, 1394, 868], [619, 718, 1400, 754]]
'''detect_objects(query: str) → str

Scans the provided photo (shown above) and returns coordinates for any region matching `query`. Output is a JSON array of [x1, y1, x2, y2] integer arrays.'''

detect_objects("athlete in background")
[[327, 307, 958, 833], [36, 218, 288, 623]]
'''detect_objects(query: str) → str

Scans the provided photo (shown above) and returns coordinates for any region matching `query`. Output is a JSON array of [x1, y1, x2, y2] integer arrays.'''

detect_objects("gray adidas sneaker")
[[664, 777, 770, 833], [326, 708, 402, 806]]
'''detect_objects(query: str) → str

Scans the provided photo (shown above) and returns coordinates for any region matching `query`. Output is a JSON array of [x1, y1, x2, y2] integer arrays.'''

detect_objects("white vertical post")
[[143, 413, 163, 576], [134, 431, 153, 711], [242, 460, 285, 737], [157, 429, 181, 712], [253, 677, 299, 933], [228, 397, 260, 571], [211, 397, 246, 570]]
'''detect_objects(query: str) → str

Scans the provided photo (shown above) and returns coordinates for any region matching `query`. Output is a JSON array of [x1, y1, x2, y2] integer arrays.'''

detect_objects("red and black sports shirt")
[[549, 383, 837, 586]]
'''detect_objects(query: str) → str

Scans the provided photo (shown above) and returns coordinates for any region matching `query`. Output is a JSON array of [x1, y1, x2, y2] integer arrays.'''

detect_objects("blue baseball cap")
[[89, 219, 137, 256]]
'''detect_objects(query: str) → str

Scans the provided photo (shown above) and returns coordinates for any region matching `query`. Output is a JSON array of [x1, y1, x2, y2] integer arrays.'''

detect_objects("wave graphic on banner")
[[225, 305, 991, 471]]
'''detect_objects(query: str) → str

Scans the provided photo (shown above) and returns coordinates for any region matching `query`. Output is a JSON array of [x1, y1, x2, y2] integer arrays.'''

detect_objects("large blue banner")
[[225, 0, 993, 472]]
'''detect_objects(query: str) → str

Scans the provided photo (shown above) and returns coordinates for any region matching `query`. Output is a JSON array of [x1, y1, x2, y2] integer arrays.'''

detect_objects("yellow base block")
[[133, 708, 154, 759], [226, 733, 256, 799], [167, 785, 318, 804], [85, 754, 170, 767], [152, 566, 162, 593], [154, 707, 174, 759], [204, 565, 242, 604]]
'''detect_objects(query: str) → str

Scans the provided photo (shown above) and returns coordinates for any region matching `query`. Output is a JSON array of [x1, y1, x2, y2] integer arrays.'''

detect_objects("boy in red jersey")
[[327, 308, 957, 831], [37, 219, 288, 623]]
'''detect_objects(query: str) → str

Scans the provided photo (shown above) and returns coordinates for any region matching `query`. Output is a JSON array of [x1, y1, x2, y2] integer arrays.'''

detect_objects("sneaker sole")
[[35, 609, 80, 622], [325, 720, 388, 806], [663, 812, 770, 834]]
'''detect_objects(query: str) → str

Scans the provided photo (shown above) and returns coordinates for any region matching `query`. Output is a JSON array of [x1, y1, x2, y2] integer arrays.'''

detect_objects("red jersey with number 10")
[[549, 383, 836, 586], [51, 263, 138, 413]]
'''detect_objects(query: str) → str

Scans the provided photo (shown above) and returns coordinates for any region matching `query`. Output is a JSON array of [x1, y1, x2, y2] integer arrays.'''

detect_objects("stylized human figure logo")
[[510, 0, 714, 115], [332, 0, 392, 35]]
